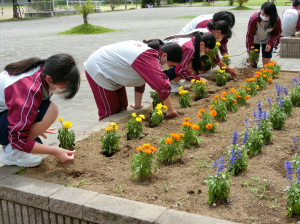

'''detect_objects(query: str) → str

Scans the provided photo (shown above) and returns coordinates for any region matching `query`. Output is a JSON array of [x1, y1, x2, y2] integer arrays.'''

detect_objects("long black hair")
[[4, 54, 80, 100], [213, 11, 235, 28], [260, 2, 278, 29], [207, 20, 232, 39], [293, 0, 300, 7], [143, 39, 183, 63], [164, 32, 216, 74]]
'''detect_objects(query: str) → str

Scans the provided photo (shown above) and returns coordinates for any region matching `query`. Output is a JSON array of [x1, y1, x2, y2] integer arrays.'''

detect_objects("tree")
[[228, 0, 234, 6], [235, 0, 249, 7], [76, 0, 95, 25], [108, 0, 120, 10], [13, 0, 18, 18]]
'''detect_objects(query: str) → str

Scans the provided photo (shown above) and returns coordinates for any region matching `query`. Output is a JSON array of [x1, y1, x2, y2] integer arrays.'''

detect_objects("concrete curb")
[[0, 174, 238, 224]]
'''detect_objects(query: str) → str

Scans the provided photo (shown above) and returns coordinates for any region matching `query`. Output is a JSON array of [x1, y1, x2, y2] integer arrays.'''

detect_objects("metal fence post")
[[66, 0, 69, 10], [52, 0, 55, 11]]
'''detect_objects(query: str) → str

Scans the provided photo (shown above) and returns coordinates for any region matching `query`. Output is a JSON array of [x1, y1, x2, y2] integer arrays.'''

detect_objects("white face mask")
[[50, 84, 66, 95], [161, 58, 171, 71], [200, 46, 206, 56], [216, 33, 222, 42], [260, 14, 269, 21]]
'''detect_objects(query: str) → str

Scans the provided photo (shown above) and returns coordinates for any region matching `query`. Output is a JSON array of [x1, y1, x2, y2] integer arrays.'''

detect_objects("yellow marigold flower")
[[64, 121, 72, 129], [223, 76, 225, 79], [157, 110, 162, 115], [132, 113, 137, 118], [179, 89, 184, 95], [206, 123, 213, 130], [222, 66, 226, 70], [139, 114, 145, 119], [143, 148, 152, 154], [136, 117, 142, 122], [191, 79, 196, 83], [227, 54, 230, 57], [196, 80, 200, 83], [251, 46, 254, 49], [179, 86, 183, 90], [216, 42, 221, 47], [114, 126, 118, 131], [163, 105, 168, 110], [254, 49, 259, 52], [58, 117, 63, 122], [210, 110, 217, 117], [136, 146, 143, 152], [218, 69, 222, 73], [216, 123, 219, 126], [105, 126, 113, 132], [143, 143, 150, 148], [183, 90, 188, 94]]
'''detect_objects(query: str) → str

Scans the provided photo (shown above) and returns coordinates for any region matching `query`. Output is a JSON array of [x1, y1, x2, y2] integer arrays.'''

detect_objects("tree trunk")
[[13, 0, 18, 18], [83, 14, 88, 25]]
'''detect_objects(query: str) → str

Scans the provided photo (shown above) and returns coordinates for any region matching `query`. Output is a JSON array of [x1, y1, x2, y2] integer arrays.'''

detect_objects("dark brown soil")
[[23, 68, 300, 224]]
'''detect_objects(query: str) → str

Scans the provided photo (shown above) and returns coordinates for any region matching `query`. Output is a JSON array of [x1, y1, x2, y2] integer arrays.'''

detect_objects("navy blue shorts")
[[163, 67, 177, 81], [0, 99, 51, 146], [254, 43, 273, 59]]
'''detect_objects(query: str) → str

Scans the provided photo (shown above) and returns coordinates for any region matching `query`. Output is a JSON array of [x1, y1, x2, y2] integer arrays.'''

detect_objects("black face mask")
[[200, 55, 209, 64]]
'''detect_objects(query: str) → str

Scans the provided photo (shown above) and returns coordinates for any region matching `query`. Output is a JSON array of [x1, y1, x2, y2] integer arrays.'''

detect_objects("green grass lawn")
[[58, 23, 117, 35], [230, 6, 253, 10]]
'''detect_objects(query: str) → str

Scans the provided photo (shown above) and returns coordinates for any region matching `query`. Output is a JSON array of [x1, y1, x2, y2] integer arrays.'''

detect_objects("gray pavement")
[[0, 5, 299, 147]]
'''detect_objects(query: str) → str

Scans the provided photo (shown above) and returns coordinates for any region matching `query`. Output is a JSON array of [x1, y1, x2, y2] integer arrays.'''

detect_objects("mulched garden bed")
[[23, 68, 300, 224]]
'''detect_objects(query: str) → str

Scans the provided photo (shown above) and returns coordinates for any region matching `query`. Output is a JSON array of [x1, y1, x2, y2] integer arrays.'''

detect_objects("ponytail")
[[207, 20, 232, 38], [164, 32, 216, 73], [4, 54, 80, 100], [5, 58, 43, 76], [143, 39, 183, 63]]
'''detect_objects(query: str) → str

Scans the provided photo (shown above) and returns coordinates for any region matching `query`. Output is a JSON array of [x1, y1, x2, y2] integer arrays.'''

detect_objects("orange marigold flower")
[[143, 143, 150, 148], [247, 87, 250, 91], [269, 69, 273, 74], [215, 100, 218, 103], [179, 133, 185, 137], [212, 95, 220, 100], [197, 112, 201, 118], [236, 95, 241, 99], [150, 146, 157, 151], [255, 74, 260, 78], [136, 147, 143, 151], [233, 99, 237, 104], [182, 122, 192, 127], [165, 137, 173, 144], [260, 69, 264, 72], [222, 91, 227, 97], [143, 148, 152, 154], [245, 95, 250, 100], [183, 118, 190, 121], [192, 124, 200, 130], [209, 105, 213, 110], [221, 97, 227, 101], [240, 85, 245, 88], [268, 78, 272, 82], [210, 110, 217, 117], [263, 74, 267, 77], [206, 123, 213, 130], [230, 88, 236, 94], [199, 108, 205, 113]]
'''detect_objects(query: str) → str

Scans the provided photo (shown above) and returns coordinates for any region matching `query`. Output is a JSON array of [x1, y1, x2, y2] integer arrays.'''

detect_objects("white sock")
[[4, 144, 14, 154]]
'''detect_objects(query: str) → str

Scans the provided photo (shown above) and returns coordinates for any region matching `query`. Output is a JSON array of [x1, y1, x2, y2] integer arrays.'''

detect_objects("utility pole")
[[125, 0, 127, 9]]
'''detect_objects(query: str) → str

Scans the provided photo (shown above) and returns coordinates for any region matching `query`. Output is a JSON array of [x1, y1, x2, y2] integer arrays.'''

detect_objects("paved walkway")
[[0, 5, 299, 148]]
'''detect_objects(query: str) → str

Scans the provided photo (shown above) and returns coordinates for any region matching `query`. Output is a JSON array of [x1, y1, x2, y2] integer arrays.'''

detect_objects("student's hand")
[[226, 67, 238, 77], [265, 44, 271, 52], [130, 103, 144, 109], [54, 148, 75, 163], [166, 110, 178, 118], [200, 77, 209, 86], [41, 127, 57, 139]]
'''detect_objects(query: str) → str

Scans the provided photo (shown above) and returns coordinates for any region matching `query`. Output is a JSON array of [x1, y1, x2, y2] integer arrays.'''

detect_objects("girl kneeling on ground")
[[0, 54, 81, 167], [246, 2, 282, 67], [84, 39, 183, 121]]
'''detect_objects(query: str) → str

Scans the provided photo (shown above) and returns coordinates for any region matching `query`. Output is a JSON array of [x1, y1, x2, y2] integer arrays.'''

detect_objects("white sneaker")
[[0, 144, 43, 167]]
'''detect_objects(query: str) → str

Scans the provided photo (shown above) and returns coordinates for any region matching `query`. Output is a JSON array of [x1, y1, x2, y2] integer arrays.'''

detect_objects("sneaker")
[[0, 144, 43, 167]]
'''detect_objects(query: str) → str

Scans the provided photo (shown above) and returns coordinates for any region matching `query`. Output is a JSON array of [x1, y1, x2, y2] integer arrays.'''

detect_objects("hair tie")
[[41, 59, 45, 64]]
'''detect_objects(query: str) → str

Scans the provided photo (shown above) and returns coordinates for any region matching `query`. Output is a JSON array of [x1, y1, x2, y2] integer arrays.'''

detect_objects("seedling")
[[18, 166, 23, 175], [163, 181, 169, 192], [192, 157, 212, 174], [115, 184, 125, 196]]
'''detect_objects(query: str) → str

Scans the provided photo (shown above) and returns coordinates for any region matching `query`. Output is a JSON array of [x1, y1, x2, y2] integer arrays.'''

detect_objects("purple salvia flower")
[[292, 136, 297, 149], [262, 111, 268, 120], [297, 165, 300, 184], [243, 132, 249, 144], [228, 149, 236, 169], [217, 156, 226, 176], [283, 87, 288, 96], [253, 110, 257, 122], [292, 78, 298, 87], [267, 97, 272, 107], [244, 118, 250, 129], [279, 98, 284, 109], [212, 160, 218, 172], [231, 131, 239, 145], [285, 160, 294, 183], [237, 149, 242, 159]]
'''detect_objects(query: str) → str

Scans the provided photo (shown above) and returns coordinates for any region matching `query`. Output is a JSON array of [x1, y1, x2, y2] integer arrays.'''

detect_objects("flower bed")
[[23, 67, 300, 224]]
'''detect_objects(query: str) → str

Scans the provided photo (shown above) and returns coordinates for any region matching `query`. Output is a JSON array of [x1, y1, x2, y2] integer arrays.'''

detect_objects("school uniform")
[[246, 12, 282, 58], [0, 66, 51, 152], [84, 40, 171, 121], [282, 7, 300, 37], [179, 14, 229, 56]]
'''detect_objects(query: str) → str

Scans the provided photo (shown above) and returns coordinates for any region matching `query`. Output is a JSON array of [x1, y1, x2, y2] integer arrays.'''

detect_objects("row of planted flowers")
[[56, 60, 300, 218]]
